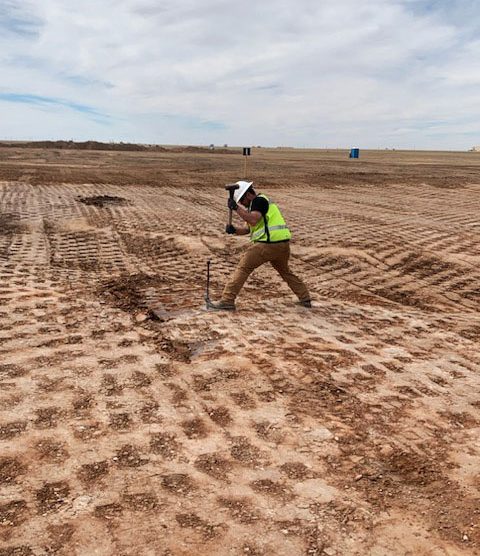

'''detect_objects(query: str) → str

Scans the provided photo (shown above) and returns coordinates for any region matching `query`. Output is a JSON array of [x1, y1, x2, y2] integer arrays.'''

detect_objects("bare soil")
[[0, 146, 479, 555]]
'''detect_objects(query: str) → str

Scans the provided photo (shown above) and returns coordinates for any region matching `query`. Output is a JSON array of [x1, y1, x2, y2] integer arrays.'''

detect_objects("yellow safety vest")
[[249, 194, 292, 243]]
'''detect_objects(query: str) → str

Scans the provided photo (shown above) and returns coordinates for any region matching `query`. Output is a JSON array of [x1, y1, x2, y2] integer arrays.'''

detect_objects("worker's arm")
[[236, 205, 262, 226]]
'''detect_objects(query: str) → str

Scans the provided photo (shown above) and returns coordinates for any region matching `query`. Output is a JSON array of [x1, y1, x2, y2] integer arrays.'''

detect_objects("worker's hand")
[[228, 198, 238, 210], [225, 224, 236, 235]]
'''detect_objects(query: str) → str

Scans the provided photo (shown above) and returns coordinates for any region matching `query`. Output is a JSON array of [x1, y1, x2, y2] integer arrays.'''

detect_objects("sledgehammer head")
[[225, 183, 240, 195]]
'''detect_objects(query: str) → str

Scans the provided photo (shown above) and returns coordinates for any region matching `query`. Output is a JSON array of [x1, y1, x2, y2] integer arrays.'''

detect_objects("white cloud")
[[1, 0, 479, 148]]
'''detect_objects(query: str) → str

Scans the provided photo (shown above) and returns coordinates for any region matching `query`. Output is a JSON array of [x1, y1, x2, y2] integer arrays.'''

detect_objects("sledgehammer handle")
[[227, 188, 235, 226], [225, 184, 239, 227]]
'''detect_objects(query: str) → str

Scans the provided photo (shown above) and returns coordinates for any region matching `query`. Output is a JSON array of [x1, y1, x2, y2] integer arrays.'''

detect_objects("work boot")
[[207, 300, 236, 311], [297, 299, 312, 308]]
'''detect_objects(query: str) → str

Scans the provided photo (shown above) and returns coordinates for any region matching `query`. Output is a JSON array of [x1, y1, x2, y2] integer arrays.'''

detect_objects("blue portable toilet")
[[349, 148, 359, 159]]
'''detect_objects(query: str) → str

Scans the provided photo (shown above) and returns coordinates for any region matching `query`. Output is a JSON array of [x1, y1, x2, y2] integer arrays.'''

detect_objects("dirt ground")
[[0, 146, 479, 556]]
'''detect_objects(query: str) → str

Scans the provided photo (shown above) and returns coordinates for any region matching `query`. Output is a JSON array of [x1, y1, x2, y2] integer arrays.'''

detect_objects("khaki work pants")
[[221, 241, 310, 303]]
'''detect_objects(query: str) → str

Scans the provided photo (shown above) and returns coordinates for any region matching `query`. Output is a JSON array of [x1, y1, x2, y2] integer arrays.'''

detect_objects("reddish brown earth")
[[0, 146, 479, 555]]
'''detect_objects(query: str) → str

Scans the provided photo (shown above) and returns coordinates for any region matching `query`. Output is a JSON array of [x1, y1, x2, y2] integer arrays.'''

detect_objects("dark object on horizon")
[[349, 148, 359, 159], [243, 147, 251, 156]]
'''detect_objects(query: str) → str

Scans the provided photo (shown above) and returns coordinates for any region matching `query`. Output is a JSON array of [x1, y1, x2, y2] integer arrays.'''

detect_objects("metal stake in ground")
[[225, 183, 239, 227], [205, 259, 211, 308]]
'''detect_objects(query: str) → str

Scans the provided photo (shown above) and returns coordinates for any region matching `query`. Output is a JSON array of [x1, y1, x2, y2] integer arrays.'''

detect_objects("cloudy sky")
[[1, 0, 479, 149]]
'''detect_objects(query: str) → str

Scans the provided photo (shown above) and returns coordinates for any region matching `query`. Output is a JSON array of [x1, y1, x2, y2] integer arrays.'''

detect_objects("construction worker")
[[208, 181, 311, 310]]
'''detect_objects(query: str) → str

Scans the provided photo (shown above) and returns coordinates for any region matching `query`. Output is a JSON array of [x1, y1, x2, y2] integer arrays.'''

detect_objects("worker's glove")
[[225, 224, 236, 235], [228, 198, 238, 210]]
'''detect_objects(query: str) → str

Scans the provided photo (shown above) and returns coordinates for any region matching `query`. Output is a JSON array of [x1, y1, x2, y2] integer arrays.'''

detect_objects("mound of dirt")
[[177, 146, 234, 154], [0, 140, 238, 153], [1, 140, 167, 152], [0, 213, 21, 234], [101, 274, 165, 311], [77, 195, 129, 207]]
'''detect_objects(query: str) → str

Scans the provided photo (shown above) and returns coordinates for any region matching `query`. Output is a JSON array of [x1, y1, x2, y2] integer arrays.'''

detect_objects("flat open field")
[[0, 146, 479, 555]]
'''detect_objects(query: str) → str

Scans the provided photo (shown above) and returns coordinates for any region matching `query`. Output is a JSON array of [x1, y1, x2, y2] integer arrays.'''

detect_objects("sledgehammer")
[[225, 183, 239, 227]]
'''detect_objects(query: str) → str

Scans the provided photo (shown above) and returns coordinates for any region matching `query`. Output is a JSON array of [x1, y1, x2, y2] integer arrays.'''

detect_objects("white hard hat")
[[233, 181, 253, 203]]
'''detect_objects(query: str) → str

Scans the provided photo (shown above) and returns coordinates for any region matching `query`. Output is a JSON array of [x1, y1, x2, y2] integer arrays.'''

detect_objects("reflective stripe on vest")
[[251, 224, 288, 241], [249, 194, 292, 243]]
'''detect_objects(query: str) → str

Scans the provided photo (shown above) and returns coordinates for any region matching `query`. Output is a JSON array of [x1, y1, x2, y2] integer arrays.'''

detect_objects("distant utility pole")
[[243, 147, 251, 177]]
